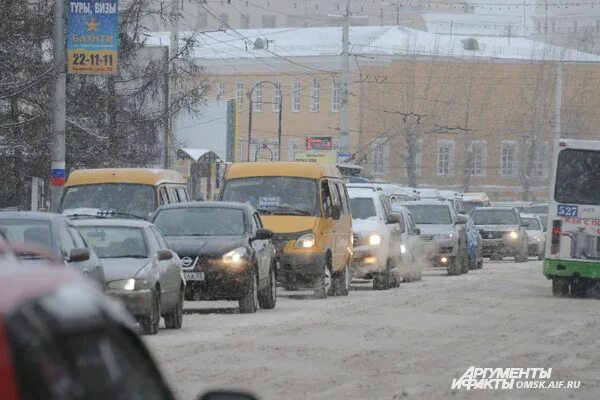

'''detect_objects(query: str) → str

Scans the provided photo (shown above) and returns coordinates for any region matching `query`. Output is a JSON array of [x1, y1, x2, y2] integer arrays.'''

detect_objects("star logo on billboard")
[[86, 17, 99, 32]]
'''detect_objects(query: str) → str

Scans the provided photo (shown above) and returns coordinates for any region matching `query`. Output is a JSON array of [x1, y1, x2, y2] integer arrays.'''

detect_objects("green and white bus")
[[545, 139, 600, 297]]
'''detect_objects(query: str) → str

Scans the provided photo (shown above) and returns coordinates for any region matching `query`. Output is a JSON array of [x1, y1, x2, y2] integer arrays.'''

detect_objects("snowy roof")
[[423, 13, 528, 37], [144, 25, 600, 63]]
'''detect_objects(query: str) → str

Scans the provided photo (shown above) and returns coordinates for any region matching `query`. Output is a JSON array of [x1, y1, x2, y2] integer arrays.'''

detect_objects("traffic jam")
[[3, 147, 600, 398]]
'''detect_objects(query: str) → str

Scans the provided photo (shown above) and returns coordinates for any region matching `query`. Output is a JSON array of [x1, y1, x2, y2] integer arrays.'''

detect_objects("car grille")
[[480, 231, 506, 240], [439, 246, 454, 254], [178, 255, 211, 270], [352, 233, 361, 247], [420, 235, 434, 242]]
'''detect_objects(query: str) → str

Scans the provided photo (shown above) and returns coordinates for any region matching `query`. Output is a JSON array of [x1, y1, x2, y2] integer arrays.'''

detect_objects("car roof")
[[396, 199, 452, 207], [65, 168, 185, 186], [520, 213, 540, 219], [473, 206, 516, 211], [0, 211, 64, 221], [347, 187, 384, 199], [70, 218, 153, 228], [155, 201, 254, 212], [0, 265, 83, 314], [225, 162, 342, 179]]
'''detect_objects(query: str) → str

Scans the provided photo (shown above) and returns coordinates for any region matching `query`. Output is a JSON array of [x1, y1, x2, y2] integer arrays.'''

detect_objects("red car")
[[0, 258, 177, 400]]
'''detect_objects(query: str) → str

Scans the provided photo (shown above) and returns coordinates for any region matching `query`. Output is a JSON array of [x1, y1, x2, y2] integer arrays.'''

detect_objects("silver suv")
[[397, 200, 469, 275], [471, 207, 529, 262]]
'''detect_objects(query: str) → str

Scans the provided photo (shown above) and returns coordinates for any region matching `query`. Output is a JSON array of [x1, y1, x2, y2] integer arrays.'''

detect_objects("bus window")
[[159, 187, 169, 206]]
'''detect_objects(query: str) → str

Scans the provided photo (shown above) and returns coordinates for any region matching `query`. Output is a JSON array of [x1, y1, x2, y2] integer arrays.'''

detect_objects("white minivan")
[[348, 187, 422, 289]]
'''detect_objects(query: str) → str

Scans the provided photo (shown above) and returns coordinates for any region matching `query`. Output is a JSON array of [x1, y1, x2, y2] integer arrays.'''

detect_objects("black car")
[[153, 202, 276, 313], [471, 207, 529, 262], [0, 212, 106, 289]]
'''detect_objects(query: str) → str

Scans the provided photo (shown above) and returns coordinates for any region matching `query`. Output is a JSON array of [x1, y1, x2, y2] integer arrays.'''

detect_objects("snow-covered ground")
[[145, 260, 599, 400]]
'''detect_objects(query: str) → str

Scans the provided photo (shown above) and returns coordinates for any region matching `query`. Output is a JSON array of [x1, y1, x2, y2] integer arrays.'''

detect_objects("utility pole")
[[50, 0, 66, 211], [167, 0, 181, 169], [340, 1, 351, 154], [553, 63, 563, 157]]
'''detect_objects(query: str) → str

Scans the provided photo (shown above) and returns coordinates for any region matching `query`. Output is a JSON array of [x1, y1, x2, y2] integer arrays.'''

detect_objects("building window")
[[241, 14, 250, 29], [197, 12, 208, 29], [552, 21, 556, 32], [216, 81, 225, 98], [331, 81, 341, 112], [235, 82, 244, 111], [336, 4, 340, 12], [292, 81, 301, 112], [532, 141, 547, 178], [272, 81, 281, 112], [468, 141, 486, 176], [219, 13, 229, 28], [287, 138, 299, 161], [437, 140, 454, 176], [262, 15, 276, 28], [501, 142, 517, 177], [315, 3, 319, 10], [293, 3, 297, 9], [253, 83, 262, 112], [371, 138, 389, 175], [311, 78, 320, 112]]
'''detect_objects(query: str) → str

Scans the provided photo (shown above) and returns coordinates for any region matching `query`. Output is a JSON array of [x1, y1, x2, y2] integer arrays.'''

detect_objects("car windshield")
[[471, 210, 518, 225], [523, 217, 541, 230], [463, 201, 483, 213], [349, 198, 377, 220], [61, 184, 156, 219], [154, 207, 246, 236], [404, 205, 452, 224], [524, 204, 548, 214], [77, 226, 148, 258], [0, 220, 52, 249], [221, 177, 318, 216]]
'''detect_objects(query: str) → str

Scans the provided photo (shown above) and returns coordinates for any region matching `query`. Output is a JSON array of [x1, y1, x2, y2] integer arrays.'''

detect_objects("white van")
[[461, 192, 491, 213]]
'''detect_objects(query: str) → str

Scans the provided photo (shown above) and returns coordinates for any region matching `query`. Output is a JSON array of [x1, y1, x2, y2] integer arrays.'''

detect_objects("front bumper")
[[108, 289, 153, 318], [528, 240, 545, 256], [277, 251, 327, 285], [481, 238, 520, 257], [350, 246, 386, 278], [183, 262, 252, 301]]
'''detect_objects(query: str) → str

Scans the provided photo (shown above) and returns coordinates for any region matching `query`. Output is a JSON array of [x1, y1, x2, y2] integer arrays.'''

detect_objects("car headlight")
[[508, 231, 519, 240], [223, 247, 248, 265], [437, 233, 455, 241], [369, 233, 382, 246], [535, 237, 541, 242], [295, 233, 315, 249], [107, 278, 149, 291], [400, 244, 407, 254]]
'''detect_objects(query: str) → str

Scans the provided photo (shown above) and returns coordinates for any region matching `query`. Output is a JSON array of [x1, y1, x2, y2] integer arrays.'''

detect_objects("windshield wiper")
[[108, 212, 147, 220], [256, 208, 274, 215], [108, 255, 148, 259], [270, 205, 312, 216]]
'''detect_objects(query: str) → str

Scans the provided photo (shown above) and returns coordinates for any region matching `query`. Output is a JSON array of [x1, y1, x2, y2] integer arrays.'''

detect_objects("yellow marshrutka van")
[[220, 162, 352, 298], [60, 168, 189, 219]]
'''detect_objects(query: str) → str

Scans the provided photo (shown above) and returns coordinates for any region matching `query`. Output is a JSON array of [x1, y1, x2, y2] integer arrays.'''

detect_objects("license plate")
[[184, 272, 205, 281]]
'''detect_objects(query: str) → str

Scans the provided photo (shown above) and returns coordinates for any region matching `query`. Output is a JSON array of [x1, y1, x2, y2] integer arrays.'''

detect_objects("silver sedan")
[[73, 218, 185, 335]]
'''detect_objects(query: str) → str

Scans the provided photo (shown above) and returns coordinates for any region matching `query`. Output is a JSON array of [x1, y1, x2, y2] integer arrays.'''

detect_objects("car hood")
[[475, 224, 519, 231], [100, 258, 150, 282], [416, 224, 455, 235], [352, 218, 382, 234], [259, 215, 317, 234], [165, 236, 249, 257]]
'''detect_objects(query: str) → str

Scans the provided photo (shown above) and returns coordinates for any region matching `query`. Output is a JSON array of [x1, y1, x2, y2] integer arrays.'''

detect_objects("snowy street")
[[146, 260, 599, 400]]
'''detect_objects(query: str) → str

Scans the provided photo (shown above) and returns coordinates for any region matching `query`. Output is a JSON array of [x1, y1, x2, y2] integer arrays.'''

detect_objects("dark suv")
[[471, 207, 529, 262]]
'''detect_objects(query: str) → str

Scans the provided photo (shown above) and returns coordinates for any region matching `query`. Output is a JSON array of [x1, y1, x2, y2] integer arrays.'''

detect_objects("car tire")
[[461, 248, 469, 274], [331, 263, 350, 296], [164, 288, 184, 329], [490, 254, 502, 261], [373, 260, 392, 290], [313, 262, 331, 299], [552, 277, 570, 297], [258, 263, 277, 309], [570, 279, 588, 298], [239, 270, 259, 313], [447, 255, 461, 276], [515, 245, 529, 262], [142, 291, 161, 335], [477, 259, 483, 269], [538, 254, 544, 261]]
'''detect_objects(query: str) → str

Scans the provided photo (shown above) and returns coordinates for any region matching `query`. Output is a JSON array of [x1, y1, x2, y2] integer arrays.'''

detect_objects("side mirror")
[[413, 227, 421, 236], [331, 204, 341, 220], [455, 215, 467, 225], [198, 391, 259, 400], [254, 228, 273, 241], [157, 249, 173, 261], [387, 213, 401, 224], [68, 248, 90, 263]]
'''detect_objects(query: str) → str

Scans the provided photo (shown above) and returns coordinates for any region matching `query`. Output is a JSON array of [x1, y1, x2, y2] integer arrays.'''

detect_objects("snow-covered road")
[[145, 260, 599, 400]]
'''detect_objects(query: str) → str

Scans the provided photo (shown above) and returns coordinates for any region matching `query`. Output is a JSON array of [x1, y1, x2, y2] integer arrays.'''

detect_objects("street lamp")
[[247, 81, 283, 161]]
